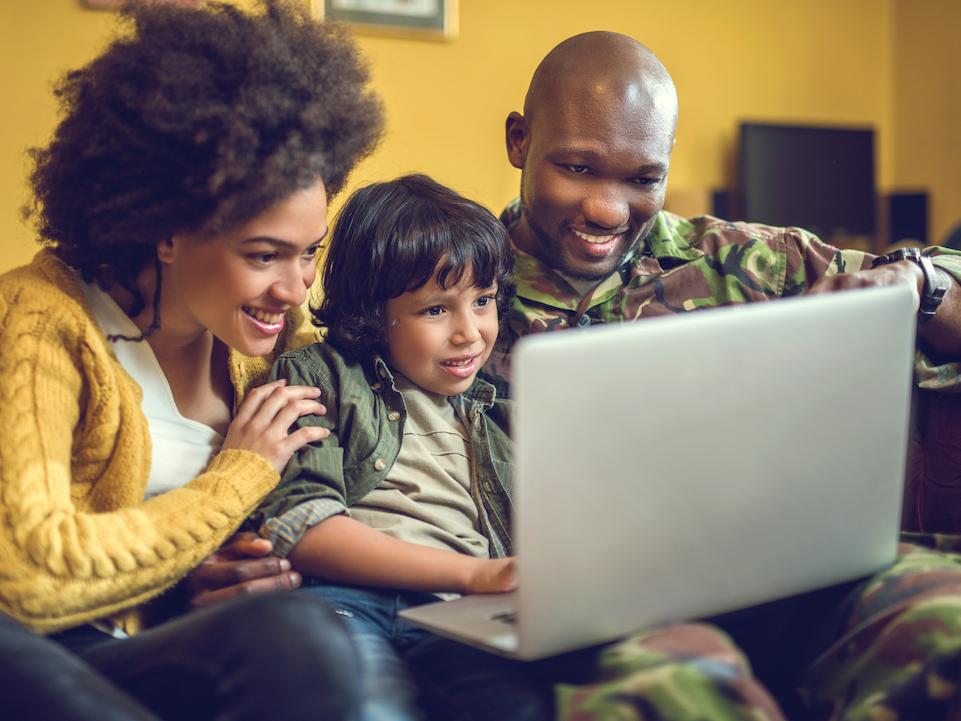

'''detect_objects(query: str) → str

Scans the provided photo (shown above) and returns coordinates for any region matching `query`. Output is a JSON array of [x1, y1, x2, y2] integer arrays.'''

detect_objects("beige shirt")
[[350, 374, 490, 559]]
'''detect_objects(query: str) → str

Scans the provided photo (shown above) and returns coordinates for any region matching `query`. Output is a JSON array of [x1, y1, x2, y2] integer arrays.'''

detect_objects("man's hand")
[[184, 532, 302, 610], [808, 258, 961, 358], [807, 260, 922, 308]]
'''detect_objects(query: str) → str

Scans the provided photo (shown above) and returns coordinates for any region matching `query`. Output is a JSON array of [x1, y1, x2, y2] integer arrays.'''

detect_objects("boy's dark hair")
[[315, 174, 514, 360], [24, 0, 382, 313]]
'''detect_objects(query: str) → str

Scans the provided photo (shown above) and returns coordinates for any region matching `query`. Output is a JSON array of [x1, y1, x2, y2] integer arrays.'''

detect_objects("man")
[[481, 30, 961, 721], [485, 30, 961, 394]]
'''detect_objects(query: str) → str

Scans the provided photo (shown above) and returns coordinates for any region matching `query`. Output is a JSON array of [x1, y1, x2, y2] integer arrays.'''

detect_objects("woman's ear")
[[156, 237, 176, 264]]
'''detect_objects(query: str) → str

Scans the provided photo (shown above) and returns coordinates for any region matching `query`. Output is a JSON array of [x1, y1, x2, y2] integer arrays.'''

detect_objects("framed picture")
[[312, 0, 458, 41], [81, 0, 204, 9]]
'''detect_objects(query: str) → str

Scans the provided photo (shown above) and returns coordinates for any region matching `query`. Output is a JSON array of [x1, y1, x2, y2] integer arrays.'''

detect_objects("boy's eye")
[[422, 305, 445, 317], [475, 294, 497, 308]]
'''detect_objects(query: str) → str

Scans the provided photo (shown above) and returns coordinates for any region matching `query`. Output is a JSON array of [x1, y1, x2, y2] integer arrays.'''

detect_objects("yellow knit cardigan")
[[0, 251, 318, 634]]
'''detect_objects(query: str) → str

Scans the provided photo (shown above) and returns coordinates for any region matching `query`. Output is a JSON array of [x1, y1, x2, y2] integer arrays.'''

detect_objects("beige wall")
[[1, 0, 955, 274]]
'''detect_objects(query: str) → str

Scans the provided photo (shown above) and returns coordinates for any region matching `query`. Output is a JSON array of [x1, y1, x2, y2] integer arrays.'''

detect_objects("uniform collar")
[[506, 210, 704, 312]]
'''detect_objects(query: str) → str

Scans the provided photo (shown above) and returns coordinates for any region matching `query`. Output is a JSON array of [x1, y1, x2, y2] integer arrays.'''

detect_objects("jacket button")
[[371, 382, 382, 391], [387, 411, 401, 421], [374, 458, 387, 471]]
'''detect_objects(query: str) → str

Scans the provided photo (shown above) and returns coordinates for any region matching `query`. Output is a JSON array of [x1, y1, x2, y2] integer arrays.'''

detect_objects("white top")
[[80, 279, 224, 499]]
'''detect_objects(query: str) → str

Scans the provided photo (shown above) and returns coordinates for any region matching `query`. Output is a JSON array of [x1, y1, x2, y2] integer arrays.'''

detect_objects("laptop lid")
[[507, 284, 916, 659]]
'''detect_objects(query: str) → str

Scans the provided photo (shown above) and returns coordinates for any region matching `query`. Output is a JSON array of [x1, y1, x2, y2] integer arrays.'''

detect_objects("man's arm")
[[183, 533, 301, 610], [289, 515, 516, 595]]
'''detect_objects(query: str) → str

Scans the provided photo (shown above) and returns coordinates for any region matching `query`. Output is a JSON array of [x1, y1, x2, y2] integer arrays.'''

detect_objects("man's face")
[[507, 89, 675, 280]]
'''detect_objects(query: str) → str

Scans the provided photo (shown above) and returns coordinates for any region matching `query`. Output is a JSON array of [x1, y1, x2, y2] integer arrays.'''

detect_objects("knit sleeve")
[[0, 287, 280, 634]]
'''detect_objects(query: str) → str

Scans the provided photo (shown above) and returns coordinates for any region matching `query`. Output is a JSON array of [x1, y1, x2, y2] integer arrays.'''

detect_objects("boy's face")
[[384, 270, 499, 396]]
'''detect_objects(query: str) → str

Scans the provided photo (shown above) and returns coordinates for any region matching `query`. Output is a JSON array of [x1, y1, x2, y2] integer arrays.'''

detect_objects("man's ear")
[[505, 111, 530, 169]]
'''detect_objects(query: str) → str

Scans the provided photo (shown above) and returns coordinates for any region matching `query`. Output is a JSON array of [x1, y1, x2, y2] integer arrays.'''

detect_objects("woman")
[[0, 2, 382, 719]]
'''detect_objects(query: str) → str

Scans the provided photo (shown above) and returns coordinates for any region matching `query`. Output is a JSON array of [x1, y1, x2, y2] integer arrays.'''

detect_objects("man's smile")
[[572, 229, 620, 244], [569, 228, 626, 258]]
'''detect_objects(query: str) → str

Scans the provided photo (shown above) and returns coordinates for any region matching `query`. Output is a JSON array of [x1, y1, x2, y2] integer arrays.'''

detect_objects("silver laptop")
[[399, 285, 916, 660]]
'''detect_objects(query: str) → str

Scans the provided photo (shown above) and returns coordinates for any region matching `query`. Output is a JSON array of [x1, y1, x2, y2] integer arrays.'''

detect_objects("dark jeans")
[[1, 593, 362, 721], [301, 583, 552, 721]]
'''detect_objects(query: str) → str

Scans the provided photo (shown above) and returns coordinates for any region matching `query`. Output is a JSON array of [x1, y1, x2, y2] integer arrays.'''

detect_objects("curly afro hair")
[[25, 0, 383, 291]]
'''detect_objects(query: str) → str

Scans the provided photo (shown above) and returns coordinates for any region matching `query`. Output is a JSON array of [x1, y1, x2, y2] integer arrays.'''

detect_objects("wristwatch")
[[871, 247, 949, 323]]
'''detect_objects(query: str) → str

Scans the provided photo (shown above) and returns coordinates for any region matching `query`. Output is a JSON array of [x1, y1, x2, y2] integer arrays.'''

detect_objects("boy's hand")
[[464, 557, 517, 595], [184, 532, 302, 610]]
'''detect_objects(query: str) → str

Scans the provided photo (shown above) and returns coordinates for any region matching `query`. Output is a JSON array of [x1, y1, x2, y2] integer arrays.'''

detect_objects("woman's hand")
[[221, 379, 329, 473], [464, 557, 517, 595], [184, 532, 302, 610]]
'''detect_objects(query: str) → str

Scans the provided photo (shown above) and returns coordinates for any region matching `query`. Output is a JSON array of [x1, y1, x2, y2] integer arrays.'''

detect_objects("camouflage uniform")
[[483, 202, 961, 721], [485, 202, 961, 397]]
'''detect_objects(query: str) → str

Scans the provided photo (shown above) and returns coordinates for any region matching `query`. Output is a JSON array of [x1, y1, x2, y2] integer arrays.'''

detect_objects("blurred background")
[[2, 0, 959, 274]]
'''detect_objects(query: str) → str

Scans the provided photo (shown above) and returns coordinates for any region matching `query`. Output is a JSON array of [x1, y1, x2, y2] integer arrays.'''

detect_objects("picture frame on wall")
[[312, 0, 458, 41], [81, 0, 204, 9]]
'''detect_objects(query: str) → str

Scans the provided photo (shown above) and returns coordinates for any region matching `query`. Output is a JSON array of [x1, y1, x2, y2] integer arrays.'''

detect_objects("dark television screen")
[[739, 123, 876, 237]]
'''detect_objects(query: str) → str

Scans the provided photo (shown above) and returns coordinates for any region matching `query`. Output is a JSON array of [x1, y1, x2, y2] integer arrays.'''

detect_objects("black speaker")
[[884, 192, 928, 245], [711, 189, 732, 220]]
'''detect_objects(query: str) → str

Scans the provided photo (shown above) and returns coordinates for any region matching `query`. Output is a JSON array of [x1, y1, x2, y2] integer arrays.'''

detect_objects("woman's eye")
[[249, 252, 278, 265], [303, 244, 320, 259]]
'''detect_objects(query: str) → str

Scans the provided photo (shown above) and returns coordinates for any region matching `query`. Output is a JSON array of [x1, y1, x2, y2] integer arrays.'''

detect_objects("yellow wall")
[[1, 1, 119, 270], [892, 0, 961, 245], [2, 0, 954, 274], [348, 0, 895, 223]]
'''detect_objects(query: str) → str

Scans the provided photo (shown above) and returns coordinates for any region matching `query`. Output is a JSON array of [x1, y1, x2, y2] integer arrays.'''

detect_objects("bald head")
[[524, 31, 677, 132], [505, 31, 678, 280]]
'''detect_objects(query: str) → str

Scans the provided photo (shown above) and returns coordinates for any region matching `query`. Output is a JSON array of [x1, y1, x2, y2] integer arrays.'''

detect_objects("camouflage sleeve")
[[788, 233, 961, 390], [782, 227, 865, 291]]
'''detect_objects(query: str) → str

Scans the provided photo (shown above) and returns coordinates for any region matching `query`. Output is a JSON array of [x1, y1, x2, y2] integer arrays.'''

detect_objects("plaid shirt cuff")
[[260, 498, 347, 557]]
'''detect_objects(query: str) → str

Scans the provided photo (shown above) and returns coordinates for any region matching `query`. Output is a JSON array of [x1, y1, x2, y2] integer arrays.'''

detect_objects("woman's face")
[[157, 178, 328, 357]]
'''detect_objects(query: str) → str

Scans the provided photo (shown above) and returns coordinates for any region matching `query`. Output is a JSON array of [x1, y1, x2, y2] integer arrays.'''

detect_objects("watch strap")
[[871, 248, 948, 323]]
